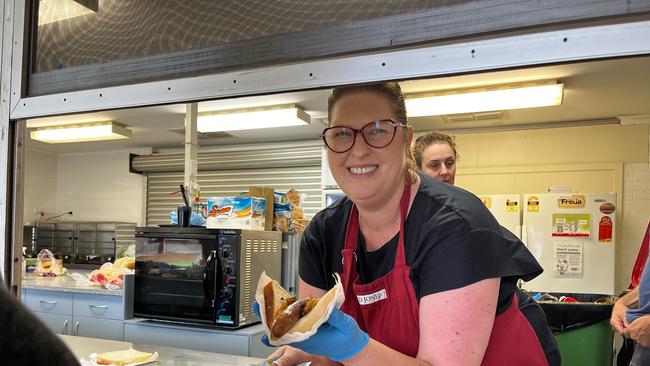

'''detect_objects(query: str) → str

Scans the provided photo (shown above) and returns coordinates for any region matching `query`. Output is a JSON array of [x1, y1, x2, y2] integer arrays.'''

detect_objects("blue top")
[[627, 256, 650, 324]]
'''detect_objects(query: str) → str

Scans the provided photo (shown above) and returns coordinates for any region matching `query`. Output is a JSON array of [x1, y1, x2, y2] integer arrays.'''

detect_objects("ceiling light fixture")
[[197, 104, 310, 132], [30, 121, 132, 144], [405, 80, 564, 117], [38, 0, 98, 25]]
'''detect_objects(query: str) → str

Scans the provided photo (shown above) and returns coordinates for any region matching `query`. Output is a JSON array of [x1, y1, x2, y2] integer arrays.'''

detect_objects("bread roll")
[[257, 272, 343, 343], [263, 279, 292, 330]]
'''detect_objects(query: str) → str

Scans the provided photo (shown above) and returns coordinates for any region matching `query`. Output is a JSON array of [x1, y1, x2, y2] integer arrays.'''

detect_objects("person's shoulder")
[[418, 175, 483, 206], [416, 174, 498, 231]]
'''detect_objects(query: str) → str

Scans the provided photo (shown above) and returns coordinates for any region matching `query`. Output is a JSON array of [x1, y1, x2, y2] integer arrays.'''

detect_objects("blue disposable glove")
[[292, 308, 369, 361], [253, 302, 262, 319], [254, 301, 369, 362]]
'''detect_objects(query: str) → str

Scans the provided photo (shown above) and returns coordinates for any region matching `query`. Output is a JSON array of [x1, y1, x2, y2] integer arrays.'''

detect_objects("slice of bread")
[[96, 348, 153, 366]]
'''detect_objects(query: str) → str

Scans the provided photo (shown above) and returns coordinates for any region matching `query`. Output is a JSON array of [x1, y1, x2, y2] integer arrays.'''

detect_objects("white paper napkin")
[[80, 351, 158, 366]]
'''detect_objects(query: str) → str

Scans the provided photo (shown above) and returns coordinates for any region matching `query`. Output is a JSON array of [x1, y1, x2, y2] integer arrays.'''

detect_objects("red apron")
[[339, 183, 549, 365], [340, 183, 420, 357]]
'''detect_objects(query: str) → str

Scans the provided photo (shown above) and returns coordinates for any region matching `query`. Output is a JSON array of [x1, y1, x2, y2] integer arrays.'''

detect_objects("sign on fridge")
[[553, 241, 583, 278], [551, 213, 591, 237]]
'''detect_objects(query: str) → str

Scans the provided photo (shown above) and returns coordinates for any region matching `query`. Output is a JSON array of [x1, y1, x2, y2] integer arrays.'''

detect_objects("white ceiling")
[[25, 56, 650, 154]]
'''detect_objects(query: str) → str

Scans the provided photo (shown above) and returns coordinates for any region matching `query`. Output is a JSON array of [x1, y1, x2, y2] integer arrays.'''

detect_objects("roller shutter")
[[132, 141, 323, 226]]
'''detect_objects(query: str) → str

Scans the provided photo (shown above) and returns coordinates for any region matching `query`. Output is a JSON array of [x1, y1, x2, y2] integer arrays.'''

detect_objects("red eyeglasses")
[[321, 119, 408, 153]]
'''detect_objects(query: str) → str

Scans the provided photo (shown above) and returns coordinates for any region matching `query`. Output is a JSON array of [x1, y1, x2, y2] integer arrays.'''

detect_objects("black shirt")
[[300, 173, 561, 365]]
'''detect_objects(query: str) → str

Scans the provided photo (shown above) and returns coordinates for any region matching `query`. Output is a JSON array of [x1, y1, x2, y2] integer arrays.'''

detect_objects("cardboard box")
[[206, 197, 266, 230]]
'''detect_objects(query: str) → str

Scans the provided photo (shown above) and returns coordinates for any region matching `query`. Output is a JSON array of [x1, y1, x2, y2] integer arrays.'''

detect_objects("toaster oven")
[[134, 227, 281, 328]]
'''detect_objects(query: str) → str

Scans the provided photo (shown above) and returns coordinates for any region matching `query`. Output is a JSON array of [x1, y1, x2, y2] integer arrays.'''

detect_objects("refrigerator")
[[521, 193, 616, 295], [477, 194, 522, 239]]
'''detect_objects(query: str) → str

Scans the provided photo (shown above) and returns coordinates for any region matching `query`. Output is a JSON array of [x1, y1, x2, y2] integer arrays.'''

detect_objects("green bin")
[[539, 294, 614, 366]]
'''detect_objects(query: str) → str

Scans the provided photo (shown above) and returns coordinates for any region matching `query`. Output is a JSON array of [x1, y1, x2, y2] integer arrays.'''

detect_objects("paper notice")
[[553, 241, 583, 278]]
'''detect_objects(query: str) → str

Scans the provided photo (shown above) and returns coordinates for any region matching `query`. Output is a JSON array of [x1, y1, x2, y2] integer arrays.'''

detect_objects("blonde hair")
[[327, 82, 417, 182], [413, 131, 458, 169]]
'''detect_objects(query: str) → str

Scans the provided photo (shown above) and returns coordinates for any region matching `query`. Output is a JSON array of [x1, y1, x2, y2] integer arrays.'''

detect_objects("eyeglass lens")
[[323, 120, 397, 153]]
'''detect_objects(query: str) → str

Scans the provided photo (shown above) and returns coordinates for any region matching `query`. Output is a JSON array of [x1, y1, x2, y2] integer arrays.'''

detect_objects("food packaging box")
[[206, 196, 266, 230]]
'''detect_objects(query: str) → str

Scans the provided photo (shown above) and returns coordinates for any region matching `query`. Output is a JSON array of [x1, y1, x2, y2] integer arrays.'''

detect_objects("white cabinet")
[[23, 289, 125, 341]]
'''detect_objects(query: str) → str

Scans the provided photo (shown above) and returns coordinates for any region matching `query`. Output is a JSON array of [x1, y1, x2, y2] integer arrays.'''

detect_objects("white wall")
[[619, 117, 650, 291], [23, 149, 58, 225], [56, 149, 149, 225], [24, 148, 149, 226]]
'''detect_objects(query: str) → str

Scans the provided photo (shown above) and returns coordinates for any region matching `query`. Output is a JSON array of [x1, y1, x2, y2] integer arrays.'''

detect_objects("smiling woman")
[[322, 82, 417, 206], [264, 81, 561, 366]]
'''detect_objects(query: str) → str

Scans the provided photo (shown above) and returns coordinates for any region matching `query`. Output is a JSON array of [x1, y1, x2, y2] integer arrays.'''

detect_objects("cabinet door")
[[33, 312, 73, 335], [74, 293, 124, 320], [24, 289, 73, 315], [73, 316, 124, 341]]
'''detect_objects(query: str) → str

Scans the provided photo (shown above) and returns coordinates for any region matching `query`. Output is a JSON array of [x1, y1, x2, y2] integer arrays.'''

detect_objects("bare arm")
[[619, 287, 640, 308], [343, 278, 500, 366], [299, 278, 328, 298], [611, 286, 640, 335]]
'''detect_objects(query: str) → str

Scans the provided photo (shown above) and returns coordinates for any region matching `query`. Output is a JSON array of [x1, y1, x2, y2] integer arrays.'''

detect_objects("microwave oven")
[[133, 227, 281, 328]]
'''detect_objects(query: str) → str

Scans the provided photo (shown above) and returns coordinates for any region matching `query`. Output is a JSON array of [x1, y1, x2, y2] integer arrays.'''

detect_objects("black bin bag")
[[538, 293, 613, 332]]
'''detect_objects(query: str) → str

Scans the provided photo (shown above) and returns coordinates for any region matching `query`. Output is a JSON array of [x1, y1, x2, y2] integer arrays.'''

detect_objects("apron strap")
[[394, 182, 411, 267], [344, 204, 360, 251]]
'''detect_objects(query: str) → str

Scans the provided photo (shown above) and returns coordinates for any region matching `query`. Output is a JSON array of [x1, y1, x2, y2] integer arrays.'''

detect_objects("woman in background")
[[412, 131, 458, 185]]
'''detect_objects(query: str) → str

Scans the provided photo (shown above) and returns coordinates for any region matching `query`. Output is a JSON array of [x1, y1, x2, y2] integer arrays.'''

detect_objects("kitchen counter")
[[22, 272, 124, 296], [59, 334, 266, 365]]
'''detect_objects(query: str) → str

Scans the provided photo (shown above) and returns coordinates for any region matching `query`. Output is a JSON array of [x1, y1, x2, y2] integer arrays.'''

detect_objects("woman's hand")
[[289, 308, 369, 361], [254, 302, 368, 363], [610, 301, 630, 335], [267, 346, 343, 366], [627, 315, 650, 347]]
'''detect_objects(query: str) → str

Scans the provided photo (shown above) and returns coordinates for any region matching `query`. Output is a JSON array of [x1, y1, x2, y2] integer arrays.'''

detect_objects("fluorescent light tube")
[[197, 104, 310, 132], [405, 81, 564, 117], [30, 121, 132, 144]]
